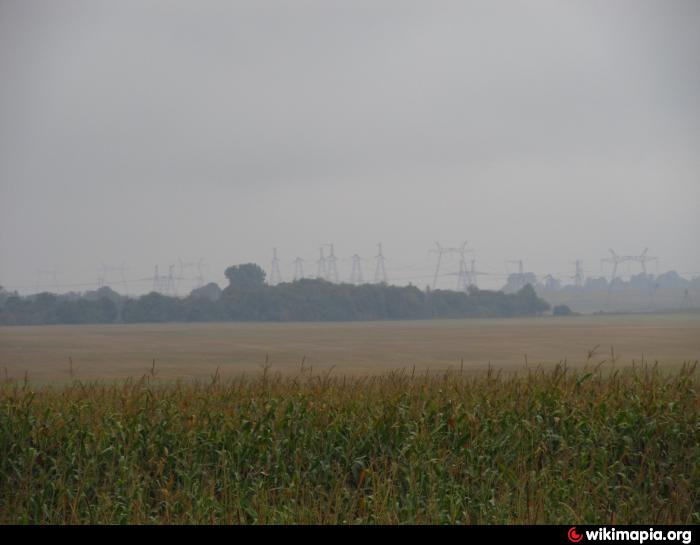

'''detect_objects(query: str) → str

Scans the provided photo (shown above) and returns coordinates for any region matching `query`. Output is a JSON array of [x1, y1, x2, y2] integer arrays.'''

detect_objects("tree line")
[[0, 263, 550, 325]]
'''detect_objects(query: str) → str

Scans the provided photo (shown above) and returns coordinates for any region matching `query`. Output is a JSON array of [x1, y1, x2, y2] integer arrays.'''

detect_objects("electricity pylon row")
[[269, 243, 388, 285]]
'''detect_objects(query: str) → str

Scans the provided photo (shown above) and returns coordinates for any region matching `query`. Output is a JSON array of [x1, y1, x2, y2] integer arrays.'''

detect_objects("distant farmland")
[[1, 313, 698, 383]]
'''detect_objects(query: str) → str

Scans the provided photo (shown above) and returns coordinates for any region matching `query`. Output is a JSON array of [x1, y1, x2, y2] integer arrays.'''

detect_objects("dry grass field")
[[1, 313, 698, 383]]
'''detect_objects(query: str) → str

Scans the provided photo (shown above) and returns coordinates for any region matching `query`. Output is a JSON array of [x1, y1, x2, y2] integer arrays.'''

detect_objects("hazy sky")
[[1, 0, 699, 293]]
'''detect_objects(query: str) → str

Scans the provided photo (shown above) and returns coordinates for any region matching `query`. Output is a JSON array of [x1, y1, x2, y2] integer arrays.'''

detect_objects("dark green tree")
[[224, 263, 266, 290]]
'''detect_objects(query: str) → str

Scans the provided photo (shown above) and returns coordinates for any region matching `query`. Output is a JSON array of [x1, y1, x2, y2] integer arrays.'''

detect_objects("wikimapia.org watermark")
[[568, 527, 692, 544]]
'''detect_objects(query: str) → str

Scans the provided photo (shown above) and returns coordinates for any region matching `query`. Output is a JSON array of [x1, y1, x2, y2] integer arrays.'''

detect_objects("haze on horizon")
[[1, 0, 699, 295]]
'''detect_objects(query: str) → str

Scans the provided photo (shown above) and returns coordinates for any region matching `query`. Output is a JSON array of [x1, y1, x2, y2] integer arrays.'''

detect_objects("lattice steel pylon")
[[323, 243, 339, 283], [269, 248, 283, 285], [350, 254, 364, 285], [374, 243, 388, 284], [430, 241, 470, 290], [601, 248, 658, 307], [293, 257, 305, 281], [601, 248, 658, 283]]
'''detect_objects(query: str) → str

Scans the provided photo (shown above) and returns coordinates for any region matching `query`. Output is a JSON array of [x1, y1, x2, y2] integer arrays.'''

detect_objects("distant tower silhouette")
[[467, 258, 479, 289], [374, 243, 388, 284], [293, 257, 305, 281], [601, 248, 658, 305], [269, 248, 283, 285], [152, 265, 167, 294], [324, 243, 339, 283], [455, 243, 473, 291], [150, 265, 176, 295], [430, 241, 470, 290], [350, 254, 364, 285], [602, 248, 657, 283]]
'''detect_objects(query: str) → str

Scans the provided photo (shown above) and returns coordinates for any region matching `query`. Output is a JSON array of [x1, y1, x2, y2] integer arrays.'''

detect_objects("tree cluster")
[[0, 264, 550, 325]]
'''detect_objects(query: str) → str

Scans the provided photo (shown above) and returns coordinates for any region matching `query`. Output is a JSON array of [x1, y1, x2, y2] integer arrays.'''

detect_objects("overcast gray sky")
[[1, 0, 699, 294]]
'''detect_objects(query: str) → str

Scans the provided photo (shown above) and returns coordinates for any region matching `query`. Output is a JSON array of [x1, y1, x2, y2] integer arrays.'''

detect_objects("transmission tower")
[[636, 248, 659, 276], [151, 265, 176, 295], [466, 258, 481, 289], [350, 254, 364, 285], [293, 257, 305, 281], [601, 250, 622, 284], [456, 245, 479, 291], [374, 243, 388, 284], [323, 243, 339, 283], [269, 248, 283, 285], [601, 248, 658, 307], [152, 265, 165, 294], [601, 248, 658, 283], [430, 241, 471, 290]]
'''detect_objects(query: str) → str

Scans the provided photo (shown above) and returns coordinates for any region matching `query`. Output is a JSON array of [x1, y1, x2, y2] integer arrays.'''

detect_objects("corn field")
[[1, 362, 699, 524]]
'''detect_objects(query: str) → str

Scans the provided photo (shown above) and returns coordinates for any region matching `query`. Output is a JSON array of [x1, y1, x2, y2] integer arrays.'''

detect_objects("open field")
[[1, 313, 699, 383], [1, 365, 698, 523], [1, 314, 698, 524]]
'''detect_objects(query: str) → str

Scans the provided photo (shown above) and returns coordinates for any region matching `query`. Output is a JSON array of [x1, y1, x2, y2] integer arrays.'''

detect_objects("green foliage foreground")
[[1, 363, 698, 524]]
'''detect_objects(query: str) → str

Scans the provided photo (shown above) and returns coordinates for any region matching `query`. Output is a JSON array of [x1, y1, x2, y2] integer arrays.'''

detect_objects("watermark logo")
[[572, 527, 692, 544], [568, 527, 584, 543]]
